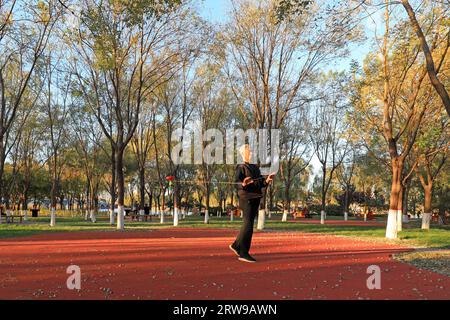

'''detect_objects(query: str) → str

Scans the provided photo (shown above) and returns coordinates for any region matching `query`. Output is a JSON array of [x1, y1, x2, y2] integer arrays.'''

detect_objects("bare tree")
[[158, 64, 198, 226], [336, 150, 357, 221], [70, 99, 108, 223], [223, 0, 361, 228], [191, 62, 229, 224], [0, 0, 60, 223], [41, 53, 71, 226], [17, 114, 44, 220], [69, 0, 196, 229], [131, 100, 156, 218], [413, 106, 449, 229], [310, 72, 349, 224], [279, 109, 312, 221]]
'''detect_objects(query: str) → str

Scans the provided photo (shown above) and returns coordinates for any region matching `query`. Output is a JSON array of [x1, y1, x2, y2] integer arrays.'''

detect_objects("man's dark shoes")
[[229, 244, 239, 257], [238, 254, 256, 263]]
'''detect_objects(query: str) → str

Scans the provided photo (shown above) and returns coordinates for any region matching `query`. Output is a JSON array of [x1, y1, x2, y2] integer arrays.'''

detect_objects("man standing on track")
[[229, 144, 275, 263]]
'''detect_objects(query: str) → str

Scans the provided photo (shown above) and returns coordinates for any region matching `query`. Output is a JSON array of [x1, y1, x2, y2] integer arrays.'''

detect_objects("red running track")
[[0, 228, 448, 300]]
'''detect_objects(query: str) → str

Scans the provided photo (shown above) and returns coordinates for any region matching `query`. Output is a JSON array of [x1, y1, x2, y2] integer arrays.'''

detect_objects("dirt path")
[[0, 228, 448, 300]]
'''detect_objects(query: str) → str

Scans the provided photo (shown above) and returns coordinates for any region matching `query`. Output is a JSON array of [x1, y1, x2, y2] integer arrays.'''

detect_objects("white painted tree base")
[[173, 207, 179, 226], [138, 209, 144, 222], [230, 211, 234, 222], [282, 210, 288, 222], [320, 210, 325, 225], [385, 209, 398, 239], [160, 212, 164, 224], [109, 209, 115, 225], [421, 212, 431, 230], [50, 208, 56, 227], [204, 210, 209, 224], [90, 210, 96, 223], [257, 209, 265, 230], [116, 206, 124, 230], [344, 211, 348, 221]]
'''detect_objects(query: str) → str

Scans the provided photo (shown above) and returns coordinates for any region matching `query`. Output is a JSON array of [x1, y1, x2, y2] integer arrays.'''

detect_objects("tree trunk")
[[50, 206, 56, 227], [160, 187, 165, 224], [402, 184, 409, 224], [257, 191, 266, 230], [282, 183, 290, 222], [116, 148, 125, 230], [0, 140, 4, 224], [321, 163, 327, 217], [282, 209, 288, 222], [90, 194, 97, 223], [421, 185, 432, 230], [397, 183, 403, 231], [85, 181, 90, 221], [386, 161, 402, 239], [257, 208, 265, 230], [320, 210, 325, 224], [321, 167, 327, 224], [22, 192, 29, 222], [268, 187, 274, 219], [149, 190, 153, 212], [344, 187, 349, 221], [50, 173, 57, 227], [139, 168, 145, 217], [173, 183, 179, 226], [320, 203, 326, 224], [204, 188, 210, 224], [110, 149, 116, 225]]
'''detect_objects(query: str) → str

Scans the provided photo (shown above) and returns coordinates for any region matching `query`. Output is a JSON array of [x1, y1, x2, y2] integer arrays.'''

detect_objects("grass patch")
[[261, 220, 450, 249], [394, 250, 450, 277]]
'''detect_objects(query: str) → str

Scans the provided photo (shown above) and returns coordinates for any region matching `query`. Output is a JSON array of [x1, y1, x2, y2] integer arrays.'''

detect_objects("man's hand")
[[266, 173, 275, 184], [242, 177, 254, 187]]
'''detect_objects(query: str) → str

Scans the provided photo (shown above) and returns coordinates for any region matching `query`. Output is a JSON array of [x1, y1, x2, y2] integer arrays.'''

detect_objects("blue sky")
[[197, 0, 377, 182], [200, 0, 231, 23], [198, 0, 376, 72]]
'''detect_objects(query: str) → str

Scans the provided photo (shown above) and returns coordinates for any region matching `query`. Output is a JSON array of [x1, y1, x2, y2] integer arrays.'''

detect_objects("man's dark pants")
[[232, 197, 261, 256]]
